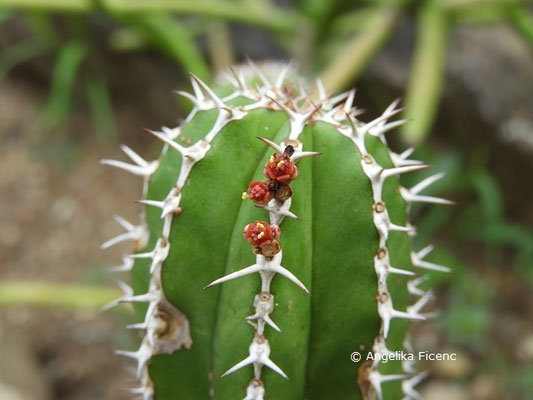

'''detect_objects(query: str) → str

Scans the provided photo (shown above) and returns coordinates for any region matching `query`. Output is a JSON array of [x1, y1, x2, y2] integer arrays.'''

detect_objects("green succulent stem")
[[99, 64, 450, 399]]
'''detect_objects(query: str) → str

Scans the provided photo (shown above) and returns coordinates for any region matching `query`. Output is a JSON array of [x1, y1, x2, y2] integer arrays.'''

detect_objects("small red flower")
[[243, 221, 281, 248], [263, 154, 299, 183], [245, 180, 271, 204]]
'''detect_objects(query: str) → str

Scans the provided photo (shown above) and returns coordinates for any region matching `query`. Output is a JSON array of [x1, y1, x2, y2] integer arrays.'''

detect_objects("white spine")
[[206, 67, 317, 397], [103, 63, 451, 400], [321, 95, 452, 400], [102, 73, 248, 398]]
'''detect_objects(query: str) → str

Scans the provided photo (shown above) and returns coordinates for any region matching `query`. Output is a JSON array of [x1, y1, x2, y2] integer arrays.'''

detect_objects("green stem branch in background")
[[0, 0, 302, 33], [0, 39, 47, 81], [207, 21, 234, 74], [331, 6, 383, 37], [134, 13, 211, 81], [444, 0, 528, 12], [86, 74, 117, 141], [448, 0, 528, 24], [107, 0, 300, 32], [510, 7, 533, 48], [0, 281, 121, 310], [0, 0, 90, 12], [318, 7, 397, 95], [41, 40, 87, 131], [401, 0, 449, 146]]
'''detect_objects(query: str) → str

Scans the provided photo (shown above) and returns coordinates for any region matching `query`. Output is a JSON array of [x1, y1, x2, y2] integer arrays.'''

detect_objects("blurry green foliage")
[[41, 40, 86, 130], [0, 0, 530, 304], [85, 74, 116, 141], [1, 0, 533, 143], [439, 269, 493, 351], [506, 365, 533, 397], [406, 150, 533, 276]]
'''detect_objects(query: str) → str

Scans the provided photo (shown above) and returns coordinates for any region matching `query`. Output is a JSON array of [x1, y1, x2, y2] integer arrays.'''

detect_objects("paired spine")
[[205, 124, 320, 398]]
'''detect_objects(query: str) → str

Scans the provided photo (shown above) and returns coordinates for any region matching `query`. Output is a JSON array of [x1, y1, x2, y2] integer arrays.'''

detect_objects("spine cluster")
[[205, 134, 317, 398], [315, 94, 452, 400], [101, 63, 451, 400], [101, 73, 248, 399]]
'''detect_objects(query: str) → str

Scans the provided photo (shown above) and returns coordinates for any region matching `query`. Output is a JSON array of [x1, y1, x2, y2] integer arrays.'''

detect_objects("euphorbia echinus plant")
[[101, 63, 452, 400]]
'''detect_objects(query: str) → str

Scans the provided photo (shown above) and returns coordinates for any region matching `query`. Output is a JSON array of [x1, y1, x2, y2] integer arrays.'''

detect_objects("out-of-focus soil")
[[0, 69, 177, 399]]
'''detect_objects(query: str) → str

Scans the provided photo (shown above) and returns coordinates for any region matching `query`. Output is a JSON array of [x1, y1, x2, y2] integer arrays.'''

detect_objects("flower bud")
[[263, 153, 299, 183], [246, 180, 271, 204], [243, 221, 281, 256]]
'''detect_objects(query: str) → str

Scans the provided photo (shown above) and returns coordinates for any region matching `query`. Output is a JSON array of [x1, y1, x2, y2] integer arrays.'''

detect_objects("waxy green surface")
[[132, 107, 412, 399]]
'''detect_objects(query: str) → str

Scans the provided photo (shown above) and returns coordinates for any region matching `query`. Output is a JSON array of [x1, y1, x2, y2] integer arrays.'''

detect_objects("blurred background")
[[0, 0, 532, 399]]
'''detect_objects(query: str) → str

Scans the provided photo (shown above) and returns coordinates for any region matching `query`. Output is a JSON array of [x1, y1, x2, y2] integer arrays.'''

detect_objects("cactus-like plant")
[[101, 63, 452, 400]]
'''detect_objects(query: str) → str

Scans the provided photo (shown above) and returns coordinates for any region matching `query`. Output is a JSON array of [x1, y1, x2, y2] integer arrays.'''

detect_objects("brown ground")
[[0, 74, 164, 400]]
